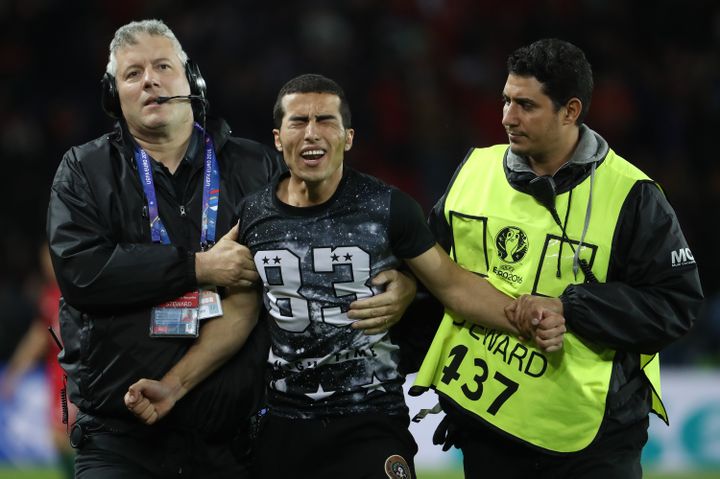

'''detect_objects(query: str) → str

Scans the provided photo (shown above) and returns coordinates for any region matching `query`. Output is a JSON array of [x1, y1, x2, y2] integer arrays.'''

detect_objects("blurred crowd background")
[[1, 0, 719, 368]]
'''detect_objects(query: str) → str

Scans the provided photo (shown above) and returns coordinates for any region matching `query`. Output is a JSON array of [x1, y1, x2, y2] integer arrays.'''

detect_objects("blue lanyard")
[[133, 124, 220, 249], [199, 125, 220, 250]]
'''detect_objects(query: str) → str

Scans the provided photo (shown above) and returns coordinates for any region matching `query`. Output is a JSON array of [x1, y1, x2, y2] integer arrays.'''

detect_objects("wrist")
[[552, 297, 564, 315], [194, 251, 208, 285], [397, 270, 418, 299], [399, 269, 418, 286], [160, 372, 188, 404]]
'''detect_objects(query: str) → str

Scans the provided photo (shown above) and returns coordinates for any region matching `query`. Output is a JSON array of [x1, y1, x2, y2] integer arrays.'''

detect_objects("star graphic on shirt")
[[262, 256, 270, 264], [344, 253, 353, 261], [273, 256, 281, 264], [305, 384, 335, 401], [331, 253, 340, 262], [362, 373, 386, 394]]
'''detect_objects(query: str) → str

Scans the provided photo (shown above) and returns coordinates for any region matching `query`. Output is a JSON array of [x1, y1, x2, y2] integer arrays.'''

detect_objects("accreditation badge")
[[198, 287, 223, 320], [150, 290, 200, 338]]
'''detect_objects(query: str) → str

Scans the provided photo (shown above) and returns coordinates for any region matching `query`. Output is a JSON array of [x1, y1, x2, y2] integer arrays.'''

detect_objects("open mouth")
[[300, 149, 326, 161]]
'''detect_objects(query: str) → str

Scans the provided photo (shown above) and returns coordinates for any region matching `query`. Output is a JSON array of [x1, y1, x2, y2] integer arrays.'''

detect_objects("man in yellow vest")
[[412, 38, 703, 478]]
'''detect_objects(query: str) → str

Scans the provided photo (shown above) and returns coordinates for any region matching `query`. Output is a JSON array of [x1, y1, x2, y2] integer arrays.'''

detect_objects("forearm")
[[437, 268, 518, 333], [407, 244, 518, 334], [158, 287, 260, 403]]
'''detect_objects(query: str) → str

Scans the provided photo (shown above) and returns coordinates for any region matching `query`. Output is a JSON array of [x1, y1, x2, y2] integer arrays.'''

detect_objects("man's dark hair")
[[507, 38, 593, 124], [273, 73, 352, 128]]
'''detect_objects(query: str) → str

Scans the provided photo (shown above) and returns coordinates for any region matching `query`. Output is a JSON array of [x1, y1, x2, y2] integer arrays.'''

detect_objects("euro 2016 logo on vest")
[[496, 226, 529, 263]]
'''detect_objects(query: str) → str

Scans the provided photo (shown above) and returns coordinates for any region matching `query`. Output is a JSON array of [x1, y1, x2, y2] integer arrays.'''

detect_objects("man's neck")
[[132, 123, 194, 174], [278, 173, 342, 207]]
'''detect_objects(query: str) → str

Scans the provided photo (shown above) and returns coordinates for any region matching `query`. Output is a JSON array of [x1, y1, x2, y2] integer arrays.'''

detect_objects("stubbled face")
[[114, 33, 192, 136], [273, 92, 354, 194], [501, 73, 564, 162]]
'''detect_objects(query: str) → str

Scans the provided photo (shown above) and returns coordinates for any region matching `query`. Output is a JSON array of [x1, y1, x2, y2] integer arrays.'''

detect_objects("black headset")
[[100, 59, 207, 119]]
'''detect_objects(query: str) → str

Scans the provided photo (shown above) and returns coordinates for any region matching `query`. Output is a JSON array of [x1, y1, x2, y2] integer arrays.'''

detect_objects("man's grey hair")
[[106, 19, 188, 77]]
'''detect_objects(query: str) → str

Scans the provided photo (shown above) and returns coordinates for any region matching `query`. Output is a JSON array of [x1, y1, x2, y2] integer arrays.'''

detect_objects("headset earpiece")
[[184, 59, 208, 119], [100, 72, 121, 119], [184, 59, 207, 101]]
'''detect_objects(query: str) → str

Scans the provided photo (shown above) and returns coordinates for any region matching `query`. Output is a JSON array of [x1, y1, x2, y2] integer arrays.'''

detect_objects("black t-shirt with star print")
[[237, 167, 435, 419]]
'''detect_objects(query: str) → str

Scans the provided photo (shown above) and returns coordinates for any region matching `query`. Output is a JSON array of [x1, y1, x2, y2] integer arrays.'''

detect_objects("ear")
[[563, 98, 582, 125], [344, 128, 355, 152], [272, 129, 282, 151]]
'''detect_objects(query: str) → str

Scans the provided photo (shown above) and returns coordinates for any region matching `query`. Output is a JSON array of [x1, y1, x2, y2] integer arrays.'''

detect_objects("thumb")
[[370, 270, 391, 287], [128, 379, 149, 399], [227, 222, 240, 240], [125, 386, 137, 406], [221, 222, 240, 242]]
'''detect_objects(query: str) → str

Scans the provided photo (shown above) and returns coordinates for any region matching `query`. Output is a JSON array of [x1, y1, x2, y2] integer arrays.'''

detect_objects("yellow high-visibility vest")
[[414, 145, 666, 453]]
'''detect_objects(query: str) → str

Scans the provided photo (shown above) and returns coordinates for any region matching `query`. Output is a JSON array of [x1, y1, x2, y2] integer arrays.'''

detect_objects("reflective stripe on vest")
[[414, 145, 666, 452]]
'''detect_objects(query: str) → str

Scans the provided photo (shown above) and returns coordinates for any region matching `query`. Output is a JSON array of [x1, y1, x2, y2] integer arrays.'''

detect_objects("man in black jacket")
[[412, 38, 704, 478], [47, 20, 415, 479]]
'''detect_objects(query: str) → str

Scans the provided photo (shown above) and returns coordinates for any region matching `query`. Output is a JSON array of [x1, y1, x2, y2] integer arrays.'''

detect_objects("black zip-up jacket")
[[47, 119, 284, 438], [428, 127, 703, 441]]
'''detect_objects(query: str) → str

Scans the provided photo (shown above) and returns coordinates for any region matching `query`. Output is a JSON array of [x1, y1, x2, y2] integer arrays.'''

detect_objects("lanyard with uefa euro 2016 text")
[[134, 123, 223, 338], [133, 123, 219, 250]]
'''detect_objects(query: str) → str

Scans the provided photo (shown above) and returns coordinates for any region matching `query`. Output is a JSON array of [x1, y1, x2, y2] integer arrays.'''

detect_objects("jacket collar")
[[504, 125, 610, 195], [506, 124, 609, 174]]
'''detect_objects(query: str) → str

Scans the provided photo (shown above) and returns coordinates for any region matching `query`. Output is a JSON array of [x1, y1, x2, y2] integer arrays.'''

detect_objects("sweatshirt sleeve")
[[47, 147, 197, 314], [561, 181, 704, 354], [428, 193, 452, 253]]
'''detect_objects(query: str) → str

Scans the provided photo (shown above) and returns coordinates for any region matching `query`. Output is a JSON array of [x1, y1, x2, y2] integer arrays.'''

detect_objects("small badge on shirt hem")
[[384, 454, 411, 479]]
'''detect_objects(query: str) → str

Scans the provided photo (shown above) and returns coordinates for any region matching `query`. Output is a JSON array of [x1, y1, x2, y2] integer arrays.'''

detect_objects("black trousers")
[[453, 416, 649, 479], [250, 412, 418, 479], [72, 417, 250, 479]]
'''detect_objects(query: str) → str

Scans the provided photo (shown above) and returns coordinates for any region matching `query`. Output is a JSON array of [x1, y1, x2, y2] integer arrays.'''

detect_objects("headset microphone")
[[155, 95, 207, 104], [155, 90, 210, 154]]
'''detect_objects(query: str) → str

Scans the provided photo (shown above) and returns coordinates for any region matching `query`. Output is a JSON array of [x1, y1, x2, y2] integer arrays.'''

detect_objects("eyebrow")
[[503, 93, 537, 107], [121, 57, 174, 73], [287, 114, 338, 122]]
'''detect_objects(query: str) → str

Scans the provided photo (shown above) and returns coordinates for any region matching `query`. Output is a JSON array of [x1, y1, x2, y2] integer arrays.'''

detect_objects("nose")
[[304, 120, 319, 141], [142, 68, 160, 88], [502, 102, 518, 128]]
